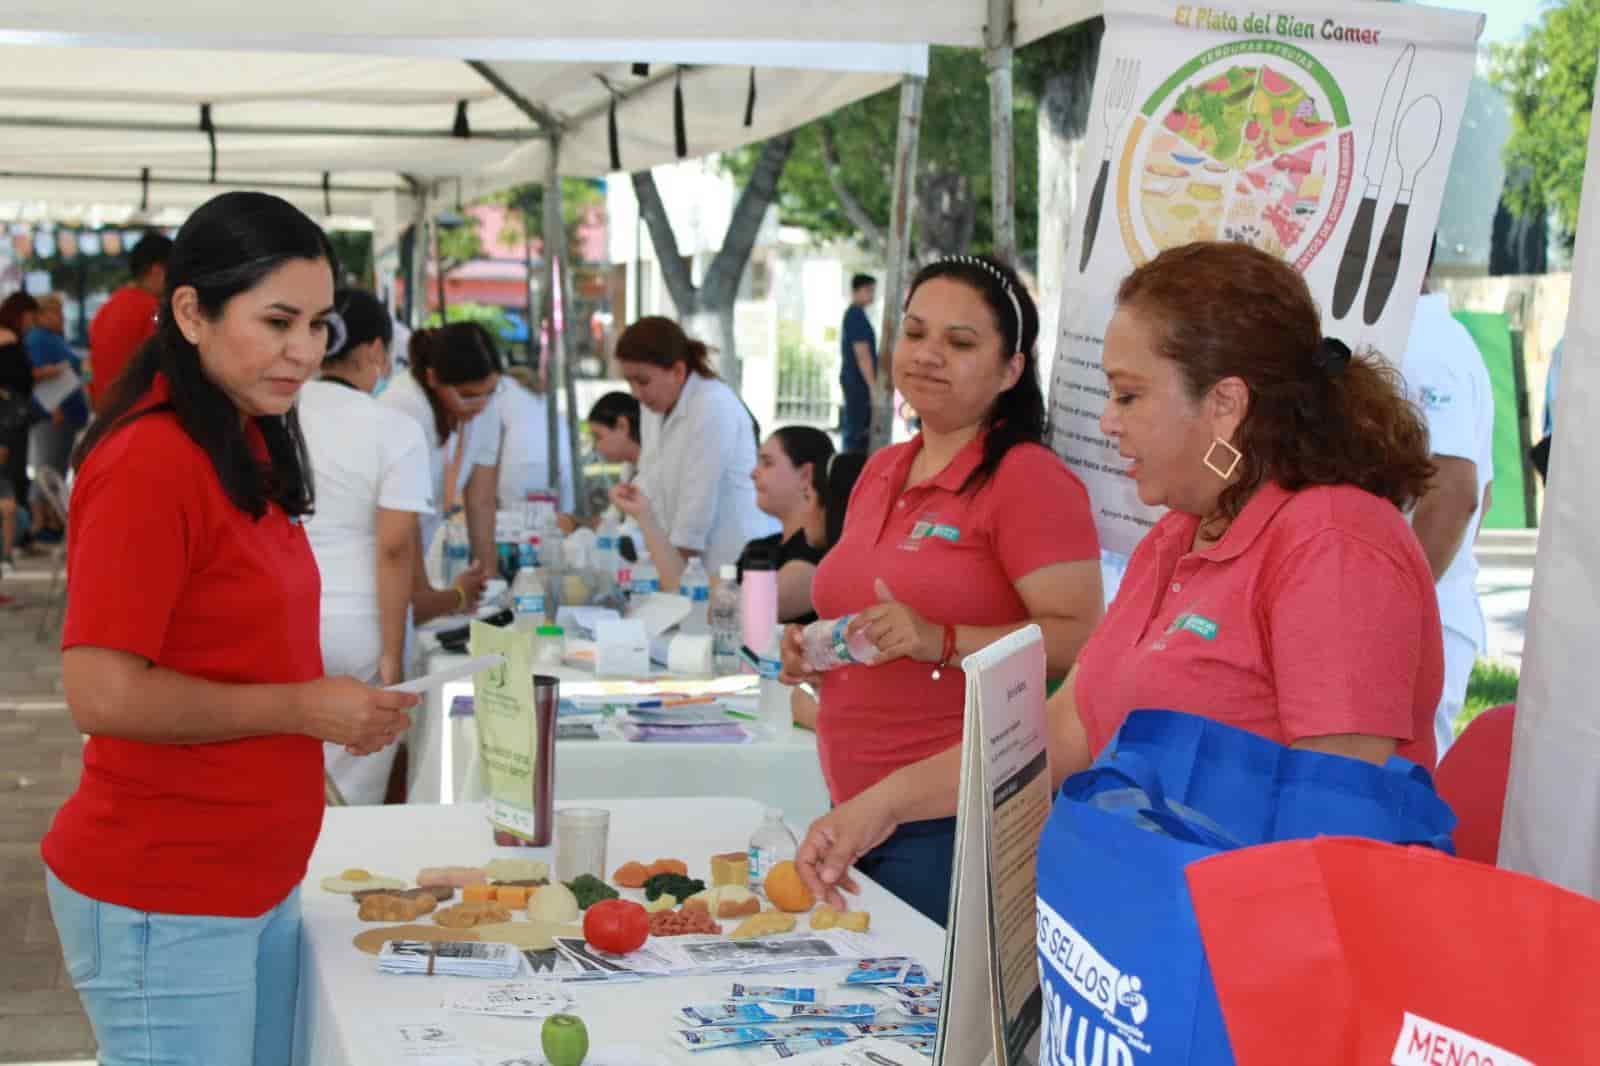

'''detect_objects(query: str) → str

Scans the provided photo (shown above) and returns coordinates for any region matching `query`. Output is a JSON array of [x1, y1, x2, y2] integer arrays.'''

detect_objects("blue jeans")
[[46, 870, 302, 1066], [855, 816, 957, 926]]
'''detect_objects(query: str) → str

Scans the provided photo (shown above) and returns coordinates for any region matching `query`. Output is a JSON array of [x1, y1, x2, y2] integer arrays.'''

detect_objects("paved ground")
[[0, 532, 1542, 1064], [0, 550, 96, 1064]]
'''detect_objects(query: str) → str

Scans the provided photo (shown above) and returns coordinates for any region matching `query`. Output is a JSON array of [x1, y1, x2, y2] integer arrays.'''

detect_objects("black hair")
[[326, 287, 393, 364], [129, 232, 174, 281], [823, 451, 867, 549], [904, 255, 1045, 496], [770, 425, 835, 532], [587, 390, 641, 444], [851, 274, 877, 292], [409, 321, 503, 443], [74, 191, 335, 520]]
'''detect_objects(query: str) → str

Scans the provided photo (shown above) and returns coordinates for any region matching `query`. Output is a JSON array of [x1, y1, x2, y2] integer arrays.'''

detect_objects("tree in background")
[[631, 133, 795, 392], [1018, 18, 1104, 358], [725, 47, 1040, 263], [1490, 0, 1600, 250]]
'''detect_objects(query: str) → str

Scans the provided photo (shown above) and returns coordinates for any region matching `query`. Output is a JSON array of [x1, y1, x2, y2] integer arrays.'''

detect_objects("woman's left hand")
[[794, 785, 902, 910], [848, 579, 942, 663], [609, 483, 654, 522]]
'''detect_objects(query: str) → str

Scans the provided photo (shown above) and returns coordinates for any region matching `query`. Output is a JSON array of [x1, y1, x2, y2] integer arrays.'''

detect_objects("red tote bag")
[[1185, 837, 1600, 1065]]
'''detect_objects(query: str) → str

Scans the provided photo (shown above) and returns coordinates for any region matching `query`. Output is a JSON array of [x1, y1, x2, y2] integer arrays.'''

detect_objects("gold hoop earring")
[[1203, 438, 1242, 481]]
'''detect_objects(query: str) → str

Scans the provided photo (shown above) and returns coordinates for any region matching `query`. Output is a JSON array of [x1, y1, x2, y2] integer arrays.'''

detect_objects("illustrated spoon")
[[1364, 95, 1443, 326]]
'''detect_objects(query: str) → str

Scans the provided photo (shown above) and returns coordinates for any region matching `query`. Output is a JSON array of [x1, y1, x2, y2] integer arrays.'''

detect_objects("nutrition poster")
[[938, 626, 1052, 1066], [469, 621, 539, 840], [1049, 0, 1484, 554]]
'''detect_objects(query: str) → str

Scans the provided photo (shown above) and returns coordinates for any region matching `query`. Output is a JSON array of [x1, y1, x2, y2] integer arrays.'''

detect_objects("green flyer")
[[469, 621, 538, 840]]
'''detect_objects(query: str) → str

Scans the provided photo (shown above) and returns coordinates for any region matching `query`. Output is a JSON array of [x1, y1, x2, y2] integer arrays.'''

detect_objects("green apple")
[[541, 1013, 589, 1066]]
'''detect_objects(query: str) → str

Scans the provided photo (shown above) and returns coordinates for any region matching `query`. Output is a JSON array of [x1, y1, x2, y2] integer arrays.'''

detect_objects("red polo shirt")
[[87, 285, 159, 411], [811, 435, 1099, 804], [1074, 481, 1442, 768], [43, 376, 326, 917]]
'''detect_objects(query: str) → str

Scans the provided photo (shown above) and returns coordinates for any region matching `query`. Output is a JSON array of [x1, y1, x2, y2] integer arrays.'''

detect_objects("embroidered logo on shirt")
[[909, 520, 961, 543], [1167, 612, 1219, 641]]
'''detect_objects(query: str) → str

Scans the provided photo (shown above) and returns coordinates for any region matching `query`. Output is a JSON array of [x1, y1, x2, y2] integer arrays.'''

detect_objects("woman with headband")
[[298, 288, 485, 803], [781, 255, 1104, 924], [1046, 242, 1443, 787]]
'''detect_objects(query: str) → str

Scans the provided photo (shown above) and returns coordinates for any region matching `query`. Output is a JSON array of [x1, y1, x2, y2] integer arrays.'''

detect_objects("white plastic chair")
[[33, 466, 69, 641]]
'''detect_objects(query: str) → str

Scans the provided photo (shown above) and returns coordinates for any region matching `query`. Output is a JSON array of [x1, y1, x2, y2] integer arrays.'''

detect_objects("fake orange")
[[762, 860, 815, 913]]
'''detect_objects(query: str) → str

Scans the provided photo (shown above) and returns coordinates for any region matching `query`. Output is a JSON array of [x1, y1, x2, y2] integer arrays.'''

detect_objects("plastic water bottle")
[[542, 523, 567, 614], [443, 521, 471, 586], [801, 616, 881, 672], [518, 533, 541, 572], [748, 808, 799, 896], [631, 555, 660, 599], [512, 562, 547, 629], [679, 557, 712, 635], [710, 566, 742, 673]]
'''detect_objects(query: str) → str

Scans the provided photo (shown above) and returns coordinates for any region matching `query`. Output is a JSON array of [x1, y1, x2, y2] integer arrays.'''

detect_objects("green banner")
[[470, 621, 539, 839], [1452, 311, 1528, 530]]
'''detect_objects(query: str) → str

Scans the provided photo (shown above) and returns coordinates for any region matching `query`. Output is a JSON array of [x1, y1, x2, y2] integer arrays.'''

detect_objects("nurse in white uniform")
[[379, 321, 503, 581], [299, 290, 480, 803], [611, 316, 777, 586], [497, 365, 576, 510]]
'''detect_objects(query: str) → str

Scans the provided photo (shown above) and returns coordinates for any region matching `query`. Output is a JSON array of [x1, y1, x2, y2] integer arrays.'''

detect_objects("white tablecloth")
[[295, 799, 947, 1066], [408, 648, 832, 828]]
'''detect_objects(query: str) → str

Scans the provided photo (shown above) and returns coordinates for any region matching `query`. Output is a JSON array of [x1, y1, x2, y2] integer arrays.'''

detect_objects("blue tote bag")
[[1034, 710, 1455, 1066]]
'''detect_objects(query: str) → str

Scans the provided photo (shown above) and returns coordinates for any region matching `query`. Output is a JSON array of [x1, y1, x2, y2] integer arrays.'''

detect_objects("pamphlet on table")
[[939, 625, 1052, 1066]]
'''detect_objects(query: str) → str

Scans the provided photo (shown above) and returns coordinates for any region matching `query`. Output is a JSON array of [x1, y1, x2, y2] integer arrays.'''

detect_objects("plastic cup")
[[554, 807, 610, 881]]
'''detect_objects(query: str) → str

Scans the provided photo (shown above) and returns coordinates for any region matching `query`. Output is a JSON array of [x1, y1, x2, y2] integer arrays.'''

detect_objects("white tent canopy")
[[0, 35, 927, 222], [0, 1, 1097, 53]]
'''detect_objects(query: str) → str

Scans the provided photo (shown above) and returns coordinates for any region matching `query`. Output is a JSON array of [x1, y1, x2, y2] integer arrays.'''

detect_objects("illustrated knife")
[[1331, 43, 1415, 320]]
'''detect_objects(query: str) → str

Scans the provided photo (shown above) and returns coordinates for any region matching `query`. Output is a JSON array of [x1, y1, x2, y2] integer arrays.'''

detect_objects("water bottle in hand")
[[801, 616, 880, 673]]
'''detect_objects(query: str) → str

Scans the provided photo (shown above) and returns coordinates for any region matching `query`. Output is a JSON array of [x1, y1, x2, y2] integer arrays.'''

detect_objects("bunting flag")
[[198, 103, 217, 182], [673, 68, 687, 159]]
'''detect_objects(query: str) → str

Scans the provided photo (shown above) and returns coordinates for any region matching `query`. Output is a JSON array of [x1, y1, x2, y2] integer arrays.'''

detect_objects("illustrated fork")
[[1080, 57, 1142, 272]]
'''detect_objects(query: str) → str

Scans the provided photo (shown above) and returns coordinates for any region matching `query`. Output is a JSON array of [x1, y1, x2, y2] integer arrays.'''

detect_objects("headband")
[[933, 255, 1024, 346]]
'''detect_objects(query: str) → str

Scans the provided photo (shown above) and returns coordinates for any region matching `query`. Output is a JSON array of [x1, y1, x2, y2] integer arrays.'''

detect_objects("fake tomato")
[[582, 898, 649, 954]]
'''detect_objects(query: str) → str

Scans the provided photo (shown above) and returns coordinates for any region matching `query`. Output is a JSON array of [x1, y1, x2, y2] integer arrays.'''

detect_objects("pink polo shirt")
[[812, 435, 1099, 804], [1074, 481, 1442, 768]]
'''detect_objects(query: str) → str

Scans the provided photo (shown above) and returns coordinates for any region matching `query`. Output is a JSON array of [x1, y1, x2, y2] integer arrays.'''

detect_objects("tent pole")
[[870, 74, 926, 454], [406, 180, 428, 328], [986, 0, 1017, 265], [541, 140, 566, 506]]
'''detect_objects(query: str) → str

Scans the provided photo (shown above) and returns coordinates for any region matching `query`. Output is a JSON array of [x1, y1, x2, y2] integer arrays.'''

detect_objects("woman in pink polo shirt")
[[782, 255, 1103, 923], [1048, 241, 1443, 786]]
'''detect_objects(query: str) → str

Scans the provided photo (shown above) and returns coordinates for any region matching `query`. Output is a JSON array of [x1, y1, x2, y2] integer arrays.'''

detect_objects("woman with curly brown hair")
[[1047, 241, 1443, 779]]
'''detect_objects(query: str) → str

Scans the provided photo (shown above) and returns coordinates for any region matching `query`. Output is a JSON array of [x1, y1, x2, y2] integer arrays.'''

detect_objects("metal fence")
[[775, 324, 838, 426]]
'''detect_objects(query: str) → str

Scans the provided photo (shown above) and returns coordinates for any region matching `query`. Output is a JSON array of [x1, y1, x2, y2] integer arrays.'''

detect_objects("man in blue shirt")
[[838, 274, 877, 453], [25, 294, 88, 542]]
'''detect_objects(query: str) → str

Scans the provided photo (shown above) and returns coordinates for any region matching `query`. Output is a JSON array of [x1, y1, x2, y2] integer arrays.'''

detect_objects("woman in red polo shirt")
[[42, 192, 418, 1066], [782, 256, 1103, 923], [1047, 241, 1442, 786]]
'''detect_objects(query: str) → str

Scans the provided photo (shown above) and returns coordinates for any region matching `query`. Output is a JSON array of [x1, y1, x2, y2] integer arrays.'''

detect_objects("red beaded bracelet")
[[932, 624, 957, 680]]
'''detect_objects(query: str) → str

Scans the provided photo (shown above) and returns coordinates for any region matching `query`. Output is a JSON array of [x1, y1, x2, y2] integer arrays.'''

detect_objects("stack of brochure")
[[378, 939, 522, 978]]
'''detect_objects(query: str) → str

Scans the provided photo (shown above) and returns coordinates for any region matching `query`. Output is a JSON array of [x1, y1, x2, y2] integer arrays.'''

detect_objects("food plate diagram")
[[1114, 41, 1355, 272]]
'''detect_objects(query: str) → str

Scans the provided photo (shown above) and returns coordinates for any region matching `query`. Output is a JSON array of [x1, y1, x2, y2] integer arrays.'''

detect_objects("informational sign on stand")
[[1048, 0, 1483, 555], [469, 621, 539, 840], [937, 626, 1053, 1066]]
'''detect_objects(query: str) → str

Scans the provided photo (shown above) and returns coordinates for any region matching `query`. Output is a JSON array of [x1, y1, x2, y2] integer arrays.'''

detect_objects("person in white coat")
[[496, 365, 576, 510], [612, 316, 777, 585], [1399, 245, 1496, 760], [299, 290, 483, 803], [379, 321, 502, 589]]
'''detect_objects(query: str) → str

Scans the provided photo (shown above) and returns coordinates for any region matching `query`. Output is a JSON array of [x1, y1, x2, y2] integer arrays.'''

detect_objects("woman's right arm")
[[1046, 665, 1094, 791], [374, 508, 417, 685], [63, 647, 415, 752], [776, 560, 818, 623]]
